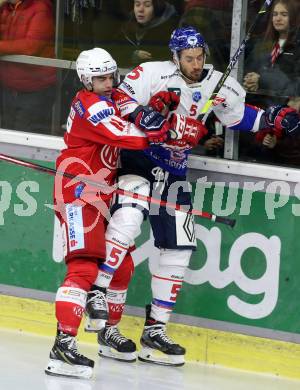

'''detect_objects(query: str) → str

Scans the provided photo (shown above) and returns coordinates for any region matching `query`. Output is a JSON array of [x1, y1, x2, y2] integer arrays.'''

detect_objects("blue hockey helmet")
[[169, 26, 209, 55]]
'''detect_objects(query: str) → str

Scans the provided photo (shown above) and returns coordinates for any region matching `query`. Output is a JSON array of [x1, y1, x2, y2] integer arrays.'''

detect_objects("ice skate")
[[45, 331, 94, 379], [138, 306, 185, 366], [85, 286, 108, 332], [98, 325, 136, 362]]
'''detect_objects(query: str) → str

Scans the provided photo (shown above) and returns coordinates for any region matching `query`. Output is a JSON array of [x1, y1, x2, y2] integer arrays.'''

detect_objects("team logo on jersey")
[[167, 88, 181, 96], [164, 143, 189, 162], [192, 91, 202, 102], [170, 149, 186, 162], [88, 107, 115, 126], [100, 145, 119, 169]]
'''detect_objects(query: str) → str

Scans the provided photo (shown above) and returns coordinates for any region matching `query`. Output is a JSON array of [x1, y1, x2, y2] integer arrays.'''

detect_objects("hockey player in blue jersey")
[[85, 26, 300, 366]]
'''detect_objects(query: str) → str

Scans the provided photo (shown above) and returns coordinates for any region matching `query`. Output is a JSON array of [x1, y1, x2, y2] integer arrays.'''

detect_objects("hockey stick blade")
[[0, 153, 236, 227]]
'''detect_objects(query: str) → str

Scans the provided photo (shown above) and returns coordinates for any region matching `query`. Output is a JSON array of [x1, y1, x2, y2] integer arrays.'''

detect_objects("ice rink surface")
[[1, 328, 300, 390]]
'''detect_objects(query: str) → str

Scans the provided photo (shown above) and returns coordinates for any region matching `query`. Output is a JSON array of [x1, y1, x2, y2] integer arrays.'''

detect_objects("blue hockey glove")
[[265, 105, 300, 138], [128, 105, 170, 143]]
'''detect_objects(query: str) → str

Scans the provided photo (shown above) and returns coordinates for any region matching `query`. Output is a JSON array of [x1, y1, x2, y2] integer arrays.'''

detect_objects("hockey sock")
[[150, 265, 184, 323], [94, 207, 143, 288], [56, 285, 87, 336], [95, 239, 129, 288], [56, 258, 98, 335], [150, 249, 192, 323], [106, 252, 134, 325]]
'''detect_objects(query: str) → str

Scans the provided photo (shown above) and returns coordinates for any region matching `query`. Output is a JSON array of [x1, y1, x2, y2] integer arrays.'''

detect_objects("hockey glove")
[[265, 105, 300, 138], [128, 105, 170, 143], [148, 91, 180, 115], [255, 127, 273, 143], [112, 88, 138, 119], [168, 114, 208, 147]]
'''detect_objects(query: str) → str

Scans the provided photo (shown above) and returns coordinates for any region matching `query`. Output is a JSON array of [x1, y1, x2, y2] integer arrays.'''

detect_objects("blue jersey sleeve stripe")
[[228, 105, 259, 132]]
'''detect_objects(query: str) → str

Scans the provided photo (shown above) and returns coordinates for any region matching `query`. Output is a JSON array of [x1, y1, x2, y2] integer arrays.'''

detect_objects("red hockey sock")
[[56, 257, 98, 335], [107, 251, 134, 325]]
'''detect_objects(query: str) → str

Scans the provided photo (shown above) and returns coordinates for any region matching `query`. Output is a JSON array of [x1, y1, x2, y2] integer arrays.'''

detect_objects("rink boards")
[[1, 140, 300, 379]]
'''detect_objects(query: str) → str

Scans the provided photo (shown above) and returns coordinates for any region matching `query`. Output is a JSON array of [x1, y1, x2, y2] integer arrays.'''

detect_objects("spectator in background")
[[193, 113, 224, 157], [179, 0, 233, 72], [243, 0, 300, 107], [0, 0, 56, 134], [241, 0, 300, 165], [114, 0, 178, 67], [253, 100, 300, 166]]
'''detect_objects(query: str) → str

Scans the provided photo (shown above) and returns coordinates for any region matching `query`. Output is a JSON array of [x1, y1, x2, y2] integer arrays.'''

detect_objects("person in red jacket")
[[0, 0, 56, 133], [45, 47, 173, 380]]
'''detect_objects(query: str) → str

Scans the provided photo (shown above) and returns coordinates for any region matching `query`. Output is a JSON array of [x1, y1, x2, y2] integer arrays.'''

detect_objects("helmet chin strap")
[[173, 52, 206, 84]]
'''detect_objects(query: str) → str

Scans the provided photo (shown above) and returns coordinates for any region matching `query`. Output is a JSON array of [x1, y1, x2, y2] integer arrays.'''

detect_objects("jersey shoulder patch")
[[87, 100, 116, 126], [72, 98, 86, 118]]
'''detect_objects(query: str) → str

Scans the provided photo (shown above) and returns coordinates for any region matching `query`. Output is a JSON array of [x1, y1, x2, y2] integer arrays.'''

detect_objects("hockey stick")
[[0, 153, 236, 227], [200, 0, 274, 123]]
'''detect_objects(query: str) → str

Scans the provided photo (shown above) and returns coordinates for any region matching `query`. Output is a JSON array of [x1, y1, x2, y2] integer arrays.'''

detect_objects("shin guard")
[[95, 207, 143, 288], [151, 249, 192, 323], [56, 257, 98, 335], [107, 252, 134, 325]]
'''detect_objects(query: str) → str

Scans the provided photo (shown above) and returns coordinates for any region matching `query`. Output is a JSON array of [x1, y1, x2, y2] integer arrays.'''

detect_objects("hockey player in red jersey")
[[45, 47, 173, 379]]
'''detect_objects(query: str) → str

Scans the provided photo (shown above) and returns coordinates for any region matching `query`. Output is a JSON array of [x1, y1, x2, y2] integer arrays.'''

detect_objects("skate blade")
[[84, 317, 106, 332], [45, 359, 93, 379], [138, 347, 185, 367], [45, 375, 93, 390], [98, 345, 136, 363]]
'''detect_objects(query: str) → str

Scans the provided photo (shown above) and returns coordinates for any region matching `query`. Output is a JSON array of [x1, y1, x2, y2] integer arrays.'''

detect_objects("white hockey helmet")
[[76, 48, 120, 90]]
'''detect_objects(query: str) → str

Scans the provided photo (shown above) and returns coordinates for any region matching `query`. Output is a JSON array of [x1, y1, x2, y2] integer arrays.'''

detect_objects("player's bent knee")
[[64, 257, 99, 291], [115, 174, 151, 211], [106, 207, 144, 243]]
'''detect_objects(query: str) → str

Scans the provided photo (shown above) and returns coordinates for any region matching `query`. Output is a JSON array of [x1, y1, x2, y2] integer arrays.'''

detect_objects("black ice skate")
[[85, 285, 108, 332], [138, 305, 185, 366], [45, 331, 94, 379], [98, 324, 136, 362]]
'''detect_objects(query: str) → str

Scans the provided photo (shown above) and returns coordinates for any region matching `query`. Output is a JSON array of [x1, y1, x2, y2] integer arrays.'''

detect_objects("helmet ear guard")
[[114, 70, 120, 86], [80, 75, 93, 91]]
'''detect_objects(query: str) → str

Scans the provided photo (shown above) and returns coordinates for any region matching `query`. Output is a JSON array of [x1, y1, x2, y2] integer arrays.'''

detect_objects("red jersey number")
[[107, 247, 123, 267], [189, 104, 198, 117], [127, 66, 143, 80], [170, 283, 182, 302]]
